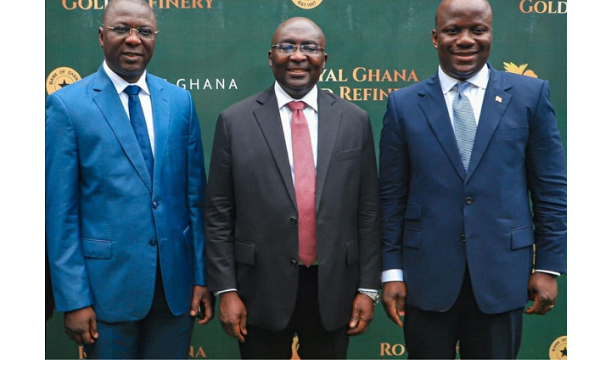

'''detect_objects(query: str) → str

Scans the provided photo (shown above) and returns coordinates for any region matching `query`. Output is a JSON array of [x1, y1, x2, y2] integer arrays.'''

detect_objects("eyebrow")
[[278, 38, 321, 45]]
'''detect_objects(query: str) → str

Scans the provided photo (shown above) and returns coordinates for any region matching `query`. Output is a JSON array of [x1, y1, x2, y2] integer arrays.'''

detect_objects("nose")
[[125, 29, 142, 45], [289, 47, 307, 61], [456, 30, 475, 46]]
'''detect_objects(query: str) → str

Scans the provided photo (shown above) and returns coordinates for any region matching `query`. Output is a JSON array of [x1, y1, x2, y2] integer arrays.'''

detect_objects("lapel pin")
[[495, 96, 503, 103]]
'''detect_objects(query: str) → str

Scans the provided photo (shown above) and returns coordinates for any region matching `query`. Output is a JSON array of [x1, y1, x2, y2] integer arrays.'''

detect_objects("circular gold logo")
[[46, 67, 81, 95], [549, 336, 567, 360], [291, 0, 323, 10]]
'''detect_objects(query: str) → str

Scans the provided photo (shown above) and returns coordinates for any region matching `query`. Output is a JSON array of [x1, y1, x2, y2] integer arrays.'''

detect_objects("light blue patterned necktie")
[[453, 81, 477, 171]]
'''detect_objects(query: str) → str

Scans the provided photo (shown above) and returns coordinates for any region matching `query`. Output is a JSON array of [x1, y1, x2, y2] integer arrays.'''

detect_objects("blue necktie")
[[125, 85, 154, 180], [453, 81, 477, 171]]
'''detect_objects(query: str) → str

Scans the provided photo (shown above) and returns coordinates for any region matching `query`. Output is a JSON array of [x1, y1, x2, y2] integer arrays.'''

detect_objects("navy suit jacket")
[[379, 66, 567, 314], [46, 65, 207, 322]]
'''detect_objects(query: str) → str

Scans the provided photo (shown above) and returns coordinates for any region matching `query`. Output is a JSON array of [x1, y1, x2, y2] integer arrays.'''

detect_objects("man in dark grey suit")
[[205, 17, 381, 359]]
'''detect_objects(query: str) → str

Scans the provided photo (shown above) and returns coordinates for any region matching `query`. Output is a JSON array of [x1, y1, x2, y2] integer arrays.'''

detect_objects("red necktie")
[[287, 101, 317, 267]]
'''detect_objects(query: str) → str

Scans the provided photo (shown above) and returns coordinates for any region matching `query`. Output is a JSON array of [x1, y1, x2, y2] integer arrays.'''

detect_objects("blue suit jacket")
[[46, 65, 206, 322], [379, 66, 567, 314]]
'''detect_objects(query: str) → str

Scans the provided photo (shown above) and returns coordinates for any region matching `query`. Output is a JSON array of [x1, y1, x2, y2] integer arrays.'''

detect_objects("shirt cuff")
[[534, 269, 560, 277], [215, 288, 237, 296], [382, 269, 404, 283]]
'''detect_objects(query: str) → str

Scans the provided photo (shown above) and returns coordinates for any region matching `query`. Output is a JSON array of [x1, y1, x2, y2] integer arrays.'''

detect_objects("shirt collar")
[[438, 64, 489, 94], [274, 81, 319, 112], [103, 60, 150, 96]]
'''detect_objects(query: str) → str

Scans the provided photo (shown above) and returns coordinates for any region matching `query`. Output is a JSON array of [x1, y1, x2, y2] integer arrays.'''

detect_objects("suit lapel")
[[147, 74, 170, 192], [418, 75, 466, 180], [315, 91, 341, 212], [466, 68, 512, 182], [92, 66, 152, 192], [253, 87, 297, 210]]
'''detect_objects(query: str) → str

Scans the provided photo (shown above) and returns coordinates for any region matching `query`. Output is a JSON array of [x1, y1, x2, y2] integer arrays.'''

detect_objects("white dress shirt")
[[103, 61, 155, 155], [274, 81, 319, 178]]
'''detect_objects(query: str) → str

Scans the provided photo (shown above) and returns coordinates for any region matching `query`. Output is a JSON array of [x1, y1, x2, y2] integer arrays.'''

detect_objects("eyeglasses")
[[271, 43, 325, 55], [104, 25, 159, 39]]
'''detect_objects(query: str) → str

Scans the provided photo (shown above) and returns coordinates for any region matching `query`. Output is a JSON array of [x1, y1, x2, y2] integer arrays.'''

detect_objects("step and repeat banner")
[[45, 0, 567, 360]]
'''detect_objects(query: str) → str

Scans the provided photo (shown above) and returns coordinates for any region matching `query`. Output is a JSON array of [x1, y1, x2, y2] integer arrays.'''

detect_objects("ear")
[[322, 53, 328, 69], [99, 27, 105, 48], [432, 29, 438, 50], [268, 50, 273, 67]]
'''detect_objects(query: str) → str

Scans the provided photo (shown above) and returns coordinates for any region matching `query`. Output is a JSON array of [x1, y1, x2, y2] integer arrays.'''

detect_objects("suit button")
[[465, 197, 474, 205], [290, 218, 298, 225], [461, 235, 466, 242], [149, 239, 158, 246], [152, 201, 159, 209], [290, 259, 298, 267]]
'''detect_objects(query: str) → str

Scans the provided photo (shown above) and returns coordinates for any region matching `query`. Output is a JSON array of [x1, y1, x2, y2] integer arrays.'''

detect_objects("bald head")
[[435, 0, 492, 27], [271, 17, 326, 48], [103, 0, 155, 25]]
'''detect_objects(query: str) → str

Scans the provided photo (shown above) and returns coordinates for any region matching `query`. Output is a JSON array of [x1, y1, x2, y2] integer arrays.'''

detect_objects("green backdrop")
[[45, 0, 567, 360]]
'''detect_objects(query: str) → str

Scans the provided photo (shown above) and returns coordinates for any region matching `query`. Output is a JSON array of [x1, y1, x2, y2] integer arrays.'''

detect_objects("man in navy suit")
[[45, 0, 212, 359], [379, 0, 566, 359]]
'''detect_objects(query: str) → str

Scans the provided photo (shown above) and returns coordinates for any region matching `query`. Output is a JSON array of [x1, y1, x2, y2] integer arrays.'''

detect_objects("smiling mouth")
[[288, 68, 307, 74], [122, 52, 142, 60]]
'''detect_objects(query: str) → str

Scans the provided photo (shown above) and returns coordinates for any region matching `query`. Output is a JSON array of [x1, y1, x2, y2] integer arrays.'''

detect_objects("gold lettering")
[[394, 69, 406, 82], [206, 0, 213, 8], [79, 0, 93, 10], [323, 69, 338, 82], [93, 0, 106, 9], [381, 70, 392, 82], [367, 69, 379, 82], [62, 0, 76, 9], [181, 0, 190, 8], [408, 70, 418, 82], [520, 0, 533, 13], [380, 343, 392, 356], [353, 67, 367, 82], [189, 346, 207, 358], [534, 1, 548, 13], [339, 86, 351, 100], [78, 346, 87, 359], [558, 1, 567, 13], [392, 344, 405, 356]]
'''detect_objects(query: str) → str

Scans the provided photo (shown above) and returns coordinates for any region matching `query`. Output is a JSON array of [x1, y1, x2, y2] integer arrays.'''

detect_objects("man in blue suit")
[[379, 0, 566, 359], [45, 0, 212, 359]]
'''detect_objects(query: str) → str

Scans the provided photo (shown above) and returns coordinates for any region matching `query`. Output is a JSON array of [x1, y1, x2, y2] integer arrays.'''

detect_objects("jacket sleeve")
[[185, 91, 208, 285], [379, 92, 410, 272], [526, 80, 567, 274], [45, 93, 94, 312], [204, 113, 238, 292]]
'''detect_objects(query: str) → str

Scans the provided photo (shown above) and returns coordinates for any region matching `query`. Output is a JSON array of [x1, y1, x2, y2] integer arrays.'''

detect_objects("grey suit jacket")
[[205, 86, 381, 331]]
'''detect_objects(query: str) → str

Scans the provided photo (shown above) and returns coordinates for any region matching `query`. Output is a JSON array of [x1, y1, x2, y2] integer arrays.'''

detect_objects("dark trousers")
[[84, 267, 194, 359], [239, 266, 349, 359], [404, 271, 523, 359]]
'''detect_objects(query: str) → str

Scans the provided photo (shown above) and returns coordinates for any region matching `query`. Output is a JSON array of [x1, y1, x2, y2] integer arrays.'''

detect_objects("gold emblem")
[[495, 96, 503, 103], [46, 67, 81, 95], [549, 335, 567, 360], [291, 335, 300, 359], [291, 0, 323, 10], [503, 62, 538, 78]]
